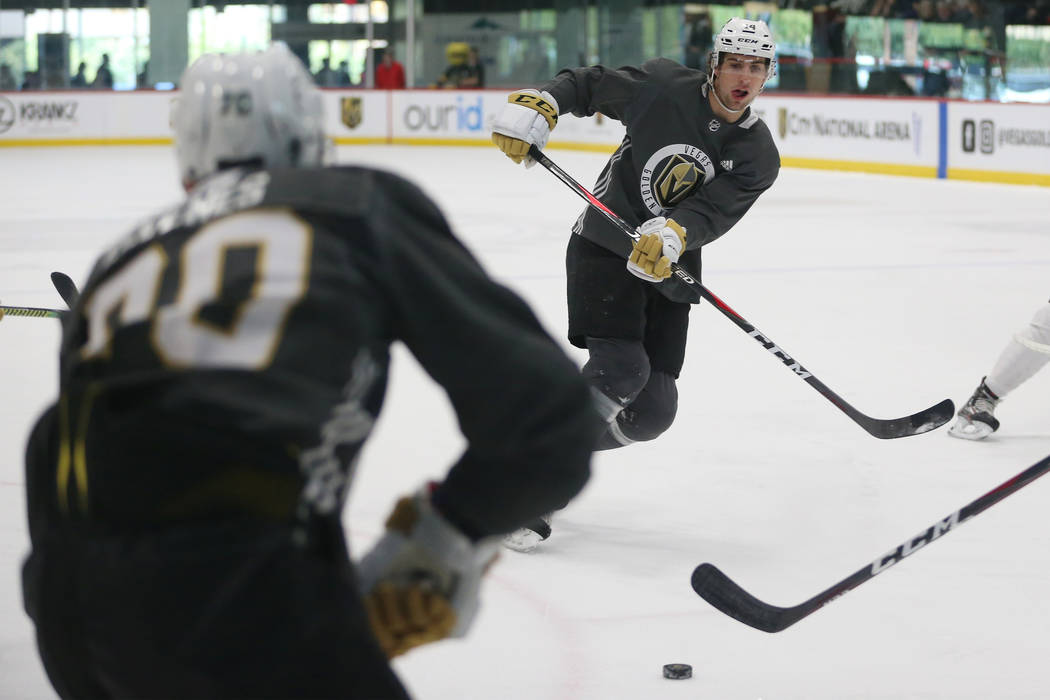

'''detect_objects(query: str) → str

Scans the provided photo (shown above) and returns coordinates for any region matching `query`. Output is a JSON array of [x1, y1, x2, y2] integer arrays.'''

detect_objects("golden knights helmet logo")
[[340, 97, 362, 129], [640, 144, 716, 215]]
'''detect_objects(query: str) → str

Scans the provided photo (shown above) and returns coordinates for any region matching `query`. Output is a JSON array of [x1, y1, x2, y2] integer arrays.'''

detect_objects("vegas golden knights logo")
[[341, 97, 362, 129], [655, 155, 701, 208], [778, 107, 788, 140], [640, 144, 715, 216]]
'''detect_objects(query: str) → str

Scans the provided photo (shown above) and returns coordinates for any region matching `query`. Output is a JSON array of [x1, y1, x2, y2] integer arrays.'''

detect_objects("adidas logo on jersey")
[[720, 160, 734, 171]]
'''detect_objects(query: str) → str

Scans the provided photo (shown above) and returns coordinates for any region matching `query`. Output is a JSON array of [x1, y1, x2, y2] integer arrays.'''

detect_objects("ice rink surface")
[[1, 144, 1049, 699]]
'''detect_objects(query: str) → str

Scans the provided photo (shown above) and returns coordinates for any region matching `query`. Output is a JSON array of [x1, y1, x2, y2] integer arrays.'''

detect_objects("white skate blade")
[[947, 416, 994, 441], [502, 528, 544, 553]]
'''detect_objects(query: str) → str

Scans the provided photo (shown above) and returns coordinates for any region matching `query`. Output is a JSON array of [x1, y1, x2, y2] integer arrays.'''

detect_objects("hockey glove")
[[491, 89, 559, 168], [357, 485, 500, 659], [627, 217, 687, 282]]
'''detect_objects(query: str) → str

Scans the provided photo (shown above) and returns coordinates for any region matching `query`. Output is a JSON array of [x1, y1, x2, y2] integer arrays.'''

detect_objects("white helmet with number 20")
[[711, 18, 777, 81], [172, 42, 326, 187]]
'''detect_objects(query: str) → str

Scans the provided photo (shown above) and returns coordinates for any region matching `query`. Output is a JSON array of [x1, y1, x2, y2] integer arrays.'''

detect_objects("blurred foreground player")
[[492, 18, 780, 551], [22, 44, 599, 699], [949, 299, 1050, 440]]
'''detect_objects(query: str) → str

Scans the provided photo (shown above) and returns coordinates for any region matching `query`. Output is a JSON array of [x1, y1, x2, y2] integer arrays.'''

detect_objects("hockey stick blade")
[[50, 271, 79, 309], [692, 452, 1050, 632], [831, 395, 953, 440], [528, 145, 953, 439]]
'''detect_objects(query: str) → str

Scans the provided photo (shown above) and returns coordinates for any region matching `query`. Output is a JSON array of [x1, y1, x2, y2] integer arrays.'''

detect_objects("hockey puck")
[[662, 663, 692, 680]]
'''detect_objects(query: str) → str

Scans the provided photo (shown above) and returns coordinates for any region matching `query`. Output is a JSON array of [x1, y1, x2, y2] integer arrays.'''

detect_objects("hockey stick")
[[691, 452, 1050, 632], [528, 144, 953, 439], [0, 272, 79, 322], [0, 303, 65, 320], [50, 271, 79, 309]]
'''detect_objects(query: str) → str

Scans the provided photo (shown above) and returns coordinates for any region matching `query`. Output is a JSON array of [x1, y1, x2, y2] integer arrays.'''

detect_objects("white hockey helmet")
[[711, 18, 777, 81], [172, 42, 326, 187]]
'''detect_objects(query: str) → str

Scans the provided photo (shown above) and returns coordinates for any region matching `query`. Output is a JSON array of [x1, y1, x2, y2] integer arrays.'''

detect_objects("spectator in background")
[[21, 70, 41, 90], [314, 57, 338, 87], [337, 60, 353, 86], [936, 0, 959, 21], [435, 42, 471, 88], [915, 0, 937, 21], [0, 63, 17, 91], [869, 0, 917, 17], [684, 10, 713, 71], [459, 46, 485, 88], [92, 54, 113, 89], [376, 48, 406, 89], [70, 62, 88, 88]]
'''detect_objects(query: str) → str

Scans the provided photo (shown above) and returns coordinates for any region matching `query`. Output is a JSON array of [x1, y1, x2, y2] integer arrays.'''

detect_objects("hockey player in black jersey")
[[493, 18, 780, 551], [21, 44, 600, 699]]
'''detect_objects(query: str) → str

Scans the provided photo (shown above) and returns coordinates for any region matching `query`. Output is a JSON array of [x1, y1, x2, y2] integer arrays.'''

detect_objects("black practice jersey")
[[544, 58, 780, 303], [39, 166, 595, 538]]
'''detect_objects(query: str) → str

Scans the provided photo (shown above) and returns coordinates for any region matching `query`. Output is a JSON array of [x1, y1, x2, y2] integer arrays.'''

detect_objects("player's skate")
[[502, 513, 552, 553], [948, 377, 1000, 441]]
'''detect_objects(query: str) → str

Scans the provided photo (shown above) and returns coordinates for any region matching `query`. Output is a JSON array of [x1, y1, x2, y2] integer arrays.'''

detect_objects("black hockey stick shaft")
[[691, 452, 1050, 632], [528, 145, 953, 439]]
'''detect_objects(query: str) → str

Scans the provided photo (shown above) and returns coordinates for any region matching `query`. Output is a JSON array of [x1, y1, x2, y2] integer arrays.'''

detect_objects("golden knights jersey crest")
[[340, 97, 362, 129], [640, 144, 716, 216]]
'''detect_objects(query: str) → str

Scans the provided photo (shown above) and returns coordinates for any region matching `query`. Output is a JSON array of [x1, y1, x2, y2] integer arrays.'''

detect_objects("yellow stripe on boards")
[[947, 168, 1050, 187], [780, 157, 938, 179], [3, 137, 1048, 187], [330, 137, 393, 145]]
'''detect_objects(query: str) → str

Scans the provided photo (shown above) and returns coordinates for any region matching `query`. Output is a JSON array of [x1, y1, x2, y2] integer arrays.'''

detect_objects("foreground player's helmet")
[[711, 18, 777, 81], [172, 42, 326, 186]]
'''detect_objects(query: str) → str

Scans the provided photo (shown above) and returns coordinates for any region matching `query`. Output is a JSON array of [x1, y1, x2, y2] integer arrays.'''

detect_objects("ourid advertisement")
[[390, 91, 497, 141], [386, 90, 624, 148]]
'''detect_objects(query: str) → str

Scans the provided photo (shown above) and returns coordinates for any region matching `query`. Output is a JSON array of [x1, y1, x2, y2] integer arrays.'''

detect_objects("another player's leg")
[[948, 377, 1001, 440], [949, 302, 1050, 441]]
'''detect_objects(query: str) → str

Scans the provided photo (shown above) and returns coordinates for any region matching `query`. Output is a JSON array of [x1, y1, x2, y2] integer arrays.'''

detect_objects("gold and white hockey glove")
[[491, 89, 559, 167], [357, 485, 500, 659], [627, 217, 687, 282]]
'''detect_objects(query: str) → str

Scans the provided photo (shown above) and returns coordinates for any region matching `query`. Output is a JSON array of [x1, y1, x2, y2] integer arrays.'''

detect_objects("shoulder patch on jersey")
[[738, 110, 760, 130]]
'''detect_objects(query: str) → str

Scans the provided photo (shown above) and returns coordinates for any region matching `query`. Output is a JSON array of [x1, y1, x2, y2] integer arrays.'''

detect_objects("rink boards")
[[0, 88, 1047, 186]]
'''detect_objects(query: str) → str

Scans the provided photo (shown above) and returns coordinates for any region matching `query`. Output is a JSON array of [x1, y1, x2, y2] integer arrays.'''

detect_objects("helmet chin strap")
[[706, 71, 745, 116]]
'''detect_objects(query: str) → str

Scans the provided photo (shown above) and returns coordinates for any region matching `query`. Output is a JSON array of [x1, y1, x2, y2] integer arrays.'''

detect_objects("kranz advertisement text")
[[0, 94, 79, 135]]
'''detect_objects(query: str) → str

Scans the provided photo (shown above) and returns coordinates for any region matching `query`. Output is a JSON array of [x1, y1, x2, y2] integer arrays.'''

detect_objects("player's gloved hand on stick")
[[491, 89, 559, 168], [357, 484, 499, 658], [627, 217, 687, 282]]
